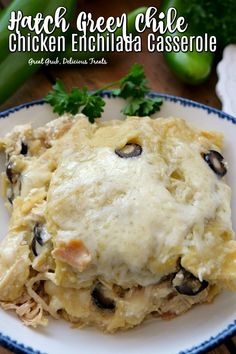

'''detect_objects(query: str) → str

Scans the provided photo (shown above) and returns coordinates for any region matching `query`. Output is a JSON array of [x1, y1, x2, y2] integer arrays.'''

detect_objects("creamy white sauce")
[[46, 118, 233, 286]]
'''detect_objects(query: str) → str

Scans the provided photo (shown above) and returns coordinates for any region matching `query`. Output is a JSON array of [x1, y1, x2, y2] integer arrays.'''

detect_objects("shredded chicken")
[[52, 239, 91, 271], [0, 291, 47, 327]]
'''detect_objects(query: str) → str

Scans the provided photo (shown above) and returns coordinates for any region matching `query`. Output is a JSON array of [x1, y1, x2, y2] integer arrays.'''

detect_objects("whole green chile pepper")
[[0, 5, 147, 105], [0, 0, 76, 105], [161, 0, 215, 85]]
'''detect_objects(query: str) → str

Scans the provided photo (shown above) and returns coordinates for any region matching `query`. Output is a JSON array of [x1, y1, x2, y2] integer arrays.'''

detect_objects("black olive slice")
[[32, 224, 44, 256], [6, 161, 21, 185], [6, 162, 17, 183], [91, 283, 116, 311], [6, 163, 13, 183], [172, 267, 208, 296], [203, 150, 227, 177], [115, 143, 142, 158], [8, 197, 13, 205], [20, 141, 28, 156], [7, 188, 14, 205]]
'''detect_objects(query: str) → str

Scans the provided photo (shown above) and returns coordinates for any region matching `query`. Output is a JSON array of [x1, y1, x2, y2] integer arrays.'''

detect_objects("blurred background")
[[0, 0, 222, 111]]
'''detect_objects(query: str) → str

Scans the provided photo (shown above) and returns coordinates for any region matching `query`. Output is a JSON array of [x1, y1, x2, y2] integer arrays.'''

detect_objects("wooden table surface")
[[0, 1, 235, 354]]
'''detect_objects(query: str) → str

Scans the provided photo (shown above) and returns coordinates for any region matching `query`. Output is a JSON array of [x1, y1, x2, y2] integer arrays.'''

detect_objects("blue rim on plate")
[[0, 92, 236, 354]]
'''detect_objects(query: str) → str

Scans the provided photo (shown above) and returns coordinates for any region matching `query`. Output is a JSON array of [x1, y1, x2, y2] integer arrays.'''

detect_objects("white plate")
[[0, 92, 236, 354]]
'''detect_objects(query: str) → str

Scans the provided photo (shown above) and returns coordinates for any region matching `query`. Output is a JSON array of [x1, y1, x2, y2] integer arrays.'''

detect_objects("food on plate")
[[0, 114, 235, 332]]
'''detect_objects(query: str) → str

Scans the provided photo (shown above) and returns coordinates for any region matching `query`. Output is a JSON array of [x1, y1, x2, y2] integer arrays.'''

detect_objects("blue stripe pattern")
[[0, 92, 235, 354]]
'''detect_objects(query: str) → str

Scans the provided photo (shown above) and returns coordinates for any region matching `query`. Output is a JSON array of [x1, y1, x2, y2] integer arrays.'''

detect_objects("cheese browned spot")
[[52, 239, 91, 271]]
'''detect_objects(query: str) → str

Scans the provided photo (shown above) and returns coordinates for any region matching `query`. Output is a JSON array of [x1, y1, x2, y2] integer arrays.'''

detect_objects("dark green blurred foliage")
[[182, 0, 236, 48]]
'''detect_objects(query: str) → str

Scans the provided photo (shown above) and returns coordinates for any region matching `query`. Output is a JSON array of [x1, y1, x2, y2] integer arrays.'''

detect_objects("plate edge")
[[0, 92, 236, 354], [0, 92, 236, 125]]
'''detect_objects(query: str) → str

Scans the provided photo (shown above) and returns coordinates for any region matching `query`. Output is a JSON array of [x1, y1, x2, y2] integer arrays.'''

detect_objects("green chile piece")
[[161, 0, 215, 85]]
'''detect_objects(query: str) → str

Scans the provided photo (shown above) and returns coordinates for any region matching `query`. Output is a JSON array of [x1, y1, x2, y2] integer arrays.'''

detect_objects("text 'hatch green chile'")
[[161, 0, 214, 85], [58, 7, 148, 61]]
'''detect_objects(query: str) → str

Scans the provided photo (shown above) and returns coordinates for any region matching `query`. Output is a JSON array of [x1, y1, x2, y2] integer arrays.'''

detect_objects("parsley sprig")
[[45, 64, 163, 123], [45, 81, 105, 123]]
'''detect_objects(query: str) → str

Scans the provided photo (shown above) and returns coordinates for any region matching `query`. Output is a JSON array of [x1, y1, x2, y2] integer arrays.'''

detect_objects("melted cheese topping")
[[0, 115, 235, 304], [44, 116, 234, 287]]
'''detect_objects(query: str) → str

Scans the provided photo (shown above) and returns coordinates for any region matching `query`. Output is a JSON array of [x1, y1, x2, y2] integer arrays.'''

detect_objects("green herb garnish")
[[112, 63, 149, 99], [112, 64, 162, 116], [45, 81, 105, 123], [45, 64, 163, 123]]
